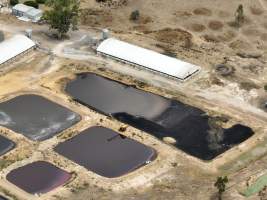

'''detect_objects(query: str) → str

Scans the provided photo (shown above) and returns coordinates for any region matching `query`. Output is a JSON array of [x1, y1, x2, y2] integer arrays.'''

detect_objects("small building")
[[12, 3, 42, 22], [0, 34, 36, 65], [97, 38, 201, 81], [12, 4, 32, 17], [24, 7, 42, 22]]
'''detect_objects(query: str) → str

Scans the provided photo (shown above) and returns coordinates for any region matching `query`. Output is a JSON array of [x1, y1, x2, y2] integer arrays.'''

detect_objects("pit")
[[0, 94, 81, 141], [65, 73, 254, 160], [55, 126, 156, 178]]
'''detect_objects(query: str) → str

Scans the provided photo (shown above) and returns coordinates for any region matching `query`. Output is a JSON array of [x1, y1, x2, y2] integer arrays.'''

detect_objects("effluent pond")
[[6, 161, 71, 194], [0, 135, 15, 156], [66, 73, 254, 160], [55, 126, 156, 178], [0, 95, 81, 141]]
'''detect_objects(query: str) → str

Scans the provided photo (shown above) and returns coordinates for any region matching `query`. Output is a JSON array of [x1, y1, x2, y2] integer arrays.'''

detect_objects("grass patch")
[[242, 173, 267, 197]]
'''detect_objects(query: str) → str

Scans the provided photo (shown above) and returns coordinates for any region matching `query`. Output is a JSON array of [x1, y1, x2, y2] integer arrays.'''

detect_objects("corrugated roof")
[[12, 4, 33, 13], [26, 7, 42, 17], [0, 35, 36, 65], [97, 38, 200, 80]]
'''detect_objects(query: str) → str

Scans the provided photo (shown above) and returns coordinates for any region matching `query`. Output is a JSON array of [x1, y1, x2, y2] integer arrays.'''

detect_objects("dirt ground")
[[0, 0, 267, 199]]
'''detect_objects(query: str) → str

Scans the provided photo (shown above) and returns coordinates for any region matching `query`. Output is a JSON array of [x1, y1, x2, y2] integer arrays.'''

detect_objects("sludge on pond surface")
[[6, 161, 71, 194], [66, 73, 254, 160], [0, 94, 81, 141], [0, 135, 15, 156], [54, 126, 156, 178]]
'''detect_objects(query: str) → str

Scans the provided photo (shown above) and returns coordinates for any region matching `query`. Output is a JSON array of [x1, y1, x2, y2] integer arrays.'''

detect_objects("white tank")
[[102, 29, 109, 40], [25, 29, 32, 39]]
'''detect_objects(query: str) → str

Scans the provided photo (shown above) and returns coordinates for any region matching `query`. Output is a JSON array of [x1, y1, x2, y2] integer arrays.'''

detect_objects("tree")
[[235, 4, 244, 27], [43, 0, 80, 39], [24, 1, 39, 8], [35, 0, 46, 4], [214, 176, 228, 200], [9, 0, 19, 6]]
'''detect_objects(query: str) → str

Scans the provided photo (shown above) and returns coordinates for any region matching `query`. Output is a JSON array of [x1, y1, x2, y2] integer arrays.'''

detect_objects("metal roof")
[[0, 35, 36, 65], [97, 38, 200, 80], [12, 3, 33, 13], [26, 7, 42, 17]]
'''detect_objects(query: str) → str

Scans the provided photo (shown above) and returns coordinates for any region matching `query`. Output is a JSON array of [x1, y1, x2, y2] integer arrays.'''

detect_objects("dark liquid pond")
[[0, 135, 15, 156], [66, 73, 254, 160], [6, 161, 71, 194], [55, 126, 156, 178], [0, 95, 81, 141]]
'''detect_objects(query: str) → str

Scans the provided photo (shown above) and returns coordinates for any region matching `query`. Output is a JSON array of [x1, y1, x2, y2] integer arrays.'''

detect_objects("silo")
[[25, 29, 32, 39], [102, 29, 109, 40]]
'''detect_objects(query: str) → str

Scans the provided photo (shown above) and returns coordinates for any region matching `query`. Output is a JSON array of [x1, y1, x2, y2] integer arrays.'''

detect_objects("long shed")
[[0, 35, 36, 65], [97, 38, 200, 81]]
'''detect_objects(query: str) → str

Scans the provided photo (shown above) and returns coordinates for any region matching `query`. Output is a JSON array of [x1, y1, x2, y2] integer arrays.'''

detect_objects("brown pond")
[[6, 161, 71, 194]]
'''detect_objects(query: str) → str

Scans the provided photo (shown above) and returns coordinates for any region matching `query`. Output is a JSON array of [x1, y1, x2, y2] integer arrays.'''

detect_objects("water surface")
[[0, 95, 81, 141], [6, 161, 71, 194], [66, 73, 254, 160], [55, 126, 156, 178], [0, 135, 15, 156]]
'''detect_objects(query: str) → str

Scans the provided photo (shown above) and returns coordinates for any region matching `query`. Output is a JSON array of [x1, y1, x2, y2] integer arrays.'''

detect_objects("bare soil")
[[0, 0, 267, 199]]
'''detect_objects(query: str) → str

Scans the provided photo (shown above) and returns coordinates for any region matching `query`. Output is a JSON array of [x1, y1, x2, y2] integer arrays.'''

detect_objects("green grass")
[[242, 173, 267, 197]]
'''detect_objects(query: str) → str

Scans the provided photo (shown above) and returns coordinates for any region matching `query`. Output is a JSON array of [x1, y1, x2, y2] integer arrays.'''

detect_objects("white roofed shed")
[[12, 3, 43, 22], [0, 35, 36, 65], [97, 38, 200, 80], [24, 8, 42, 22], [12, 3, 32, 13]]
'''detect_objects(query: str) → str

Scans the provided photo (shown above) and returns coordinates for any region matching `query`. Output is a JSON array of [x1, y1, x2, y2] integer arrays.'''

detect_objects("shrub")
[[9, 0, 19, 6], [35, 0, 46, 4], [214, 176, 228, 200], [24, 1, 39, 8], [130, 10, 140, 21]]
